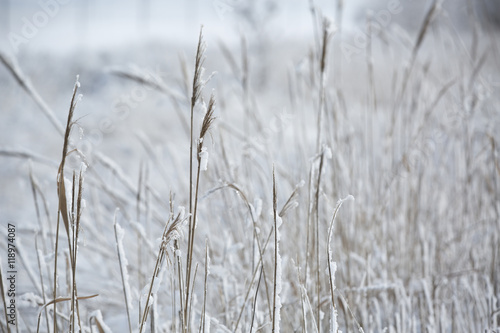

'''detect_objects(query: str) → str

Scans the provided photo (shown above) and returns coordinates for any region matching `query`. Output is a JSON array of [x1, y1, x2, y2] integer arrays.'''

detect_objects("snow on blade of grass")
[[114, 222, 133, 311], [114, 209, 133, 333], [329, 262, 339, 333], [89, 310, 113, 333], [17, 293, 44, 308], [152, 264, 167, 296]]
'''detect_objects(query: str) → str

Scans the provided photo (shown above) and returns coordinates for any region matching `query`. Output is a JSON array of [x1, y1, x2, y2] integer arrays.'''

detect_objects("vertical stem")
[[272, 166, 278, 333], [184, 55, 196, 333], [315, 153, 325, 331], [53, 215, 60, 333], [186, 155, 202, 330]]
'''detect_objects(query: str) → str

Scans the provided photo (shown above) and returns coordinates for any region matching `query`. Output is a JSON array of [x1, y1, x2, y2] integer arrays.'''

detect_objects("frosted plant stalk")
[[272, 166, 282, 333], [114, 211, 133, 333], [199, 147, 209, 171], [327, 194, 354, 333], [89, 310, 112, 333], [274, 216, 283, 333]]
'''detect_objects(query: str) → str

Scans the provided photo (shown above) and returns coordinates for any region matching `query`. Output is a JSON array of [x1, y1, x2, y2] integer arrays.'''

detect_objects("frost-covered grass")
[[0, 3, 500, 333]]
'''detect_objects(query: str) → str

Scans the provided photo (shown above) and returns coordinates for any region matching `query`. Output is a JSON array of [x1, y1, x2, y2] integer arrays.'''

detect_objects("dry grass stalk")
[[0, 263, 10, 333], [413, 0, 439, 58], [390, 0, 439, 137], [174, 238, 185, 331], [57, 77, 80, 241], [136, 162, 146, 298], [111, 67, 190, 134], [140, 210, 185, 333], [279, 181, 303, 217], [53, 76, 82, 333], [206, 176, 297, 331], [233, 227, 274, 332], [199, 94, 216, 144], [272, 165, 280, 333], [69, 169, 84, 332], [314, 149, 327, 330], [326, 195, 353, 333], [37, 294, 98, 333], [0, 148, 58, 167], [199, 240, 210, 333], [109, 67, 183, 100], [185, 27, 207, 331], [0, 52, 65, 135], [316, 17, 334, 152], [241, 35, 251, 138], [30, 163, 54, 256], [185, 90, 215, 330], [249, 265, 264, 333], [294, 260, 318, 333], [308, 0, 321, 57], [204, 182, 273, 320], [35, 236, 51, 333], [113, 210, 133, 333], [187, 264, 199, 333], [305, 158, 315, 288]]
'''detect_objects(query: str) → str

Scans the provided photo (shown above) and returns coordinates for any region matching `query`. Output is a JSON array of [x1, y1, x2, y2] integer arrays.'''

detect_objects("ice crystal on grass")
[[115, 222, 133, 310], [199, 147, 209, 171]]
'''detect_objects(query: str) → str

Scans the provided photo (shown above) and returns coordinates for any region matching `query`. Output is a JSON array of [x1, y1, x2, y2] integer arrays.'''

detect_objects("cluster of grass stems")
[[0, 2, 499, 332]]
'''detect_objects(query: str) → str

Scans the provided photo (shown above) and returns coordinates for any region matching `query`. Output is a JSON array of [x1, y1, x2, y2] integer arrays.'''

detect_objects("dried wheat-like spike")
[[199, 94, 217, 146], [191, 26, 207, 109]]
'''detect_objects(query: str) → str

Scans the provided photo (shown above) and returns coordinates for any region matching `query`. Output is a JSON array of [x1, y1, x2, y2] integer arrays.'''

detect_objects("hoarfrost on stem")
[[74, 74, 80, 89], [152, 264, 167, 295], [89, 310, 112, 333], [329, 262, 339, 332], [199, 147, 209, 171], [330, 305, 340, 333], [115, 222, 134, 310], [206, 248, 211, 276], [274, 215, 283, 333], [254, 197, 263, 218], [324, 145, 333, 160]]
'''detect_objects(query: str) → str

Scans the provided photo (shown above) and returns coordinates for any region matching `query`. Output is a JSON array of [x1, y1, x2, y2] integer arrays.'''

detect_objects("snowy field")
[[1, 0, 500, 332]]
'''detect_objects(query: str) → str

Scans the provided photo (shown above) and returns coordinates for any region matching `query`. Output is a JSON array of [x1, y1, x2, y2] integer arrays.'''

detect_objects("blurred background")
[[1, 0, 499, 56], [1, 0, 500, 224]]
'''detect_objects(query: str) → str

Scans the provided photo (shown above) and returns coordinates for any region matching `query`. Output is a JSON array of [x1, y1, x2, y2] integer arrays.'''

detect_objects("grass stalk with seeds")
[[139, 210, 185, 333], [316, 17, 333, 152], [53, 77, 82, 333], [184, 27, 208, 332], [184, 92, 215, 332]]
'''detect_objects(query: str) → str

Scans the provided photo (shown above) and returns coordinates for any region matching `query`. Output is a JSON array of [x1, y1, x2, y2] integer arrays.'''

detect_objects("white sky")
[[1, 1, 491, 57], [0, 0, 360, 55]]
